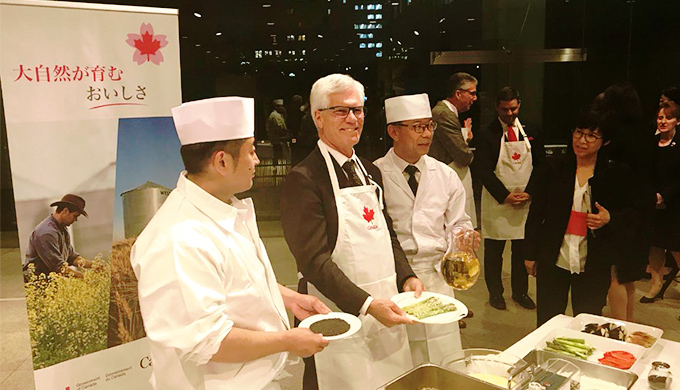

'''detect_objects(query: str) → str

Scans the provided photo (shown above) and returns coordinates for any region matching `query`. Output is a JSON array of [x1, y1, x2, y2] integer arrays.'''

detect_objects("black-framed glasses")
[[572, 128, 603, 143], [394, 121, 437, 134], [457, 89, 477, 97], [318, 106, 366, 118]]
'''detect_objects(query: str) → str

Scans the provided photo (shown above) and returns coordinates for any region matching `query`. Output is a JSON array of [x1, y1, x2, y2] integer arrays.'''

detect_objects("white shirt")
[[375, 150, 472, 269], [499, 117, 521, 141], [322, 140, 366, 185], [556, 176, 591, 274], [131, 172, 289, 390]]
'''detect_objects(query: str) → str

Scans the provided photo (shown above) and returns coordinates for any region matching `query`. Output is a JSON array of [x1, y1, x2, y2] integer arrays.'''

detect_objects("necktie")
[[342, 160, 363, 187], [507, 125, 517, 142], [404, 165, 419, 196]]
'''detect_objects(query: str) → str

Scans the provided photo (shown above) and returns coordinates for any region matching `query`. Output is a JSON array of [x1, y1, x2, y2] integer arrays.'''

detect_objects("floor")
[[2, 223, 679, 390]]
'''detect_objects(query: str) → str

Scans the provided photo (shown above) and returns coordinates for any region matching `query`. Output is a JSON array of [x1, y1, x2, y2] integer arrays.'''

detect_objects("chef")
[[375, 93, 478, 365], [131, 97, 330, 390], [280, 74, 425, 390], [476, 87, 545, 311]]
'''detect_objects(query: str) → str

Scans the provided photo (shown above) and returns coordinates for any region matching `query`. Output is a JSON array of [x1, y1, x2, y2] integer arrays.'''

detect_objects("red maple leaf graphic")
[[126, 23, 168, 65], [512, 152, 521, 160], [363, 207, 375, 223]]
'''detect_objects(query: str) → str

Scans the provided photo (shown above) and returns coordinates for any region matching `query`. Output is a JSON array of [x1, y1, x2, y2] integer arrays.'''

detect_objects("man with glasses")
[[280, 74, 424, 390], [429, 72, 478, 228], [476, 87, 545, 311], [375, 93, 479, 366]]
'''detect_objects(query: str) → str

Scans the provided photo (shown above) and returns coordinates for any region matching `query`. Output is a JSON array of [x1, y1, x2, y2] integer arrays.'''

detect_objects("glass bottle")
[[648, 361, 672, 390], [440, 230, 481, 290]]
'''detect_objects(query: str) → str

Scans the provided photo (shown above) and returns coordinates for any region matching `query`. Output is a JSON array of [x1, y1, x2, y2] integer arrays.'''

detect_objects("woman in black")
[[524, 111, 643, 326], [640, 101, 680, 302]]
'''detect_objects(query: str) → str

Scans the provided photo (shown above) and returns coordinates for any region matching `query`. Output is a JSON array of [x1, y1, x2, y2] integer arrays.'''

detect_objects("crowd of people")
[[96, 72, 678, 390]]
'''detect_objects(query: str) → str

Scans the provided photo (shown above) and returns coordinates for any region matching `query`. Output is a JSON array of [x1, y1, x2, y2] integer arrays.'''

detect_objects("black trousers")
[[536, 261, 611, 327], [484, 238, 528, 297]]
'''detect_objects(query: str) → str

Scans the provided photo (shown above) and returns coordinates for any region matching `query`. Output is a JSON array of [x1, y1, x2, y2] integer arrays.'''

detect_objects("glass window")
[[376, 51, 383, 57], [367, 14, 375, 20], [376, 14, 382, 19], [359, 43, 367, 49]]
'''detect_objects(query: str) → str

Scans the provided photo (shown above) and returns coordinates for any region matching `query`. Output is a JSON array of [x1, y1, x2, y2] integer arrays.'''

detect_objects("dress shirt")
[[500, 118, 521, 141], [322, 140, 367, 185], [556, 176, 591, 274]]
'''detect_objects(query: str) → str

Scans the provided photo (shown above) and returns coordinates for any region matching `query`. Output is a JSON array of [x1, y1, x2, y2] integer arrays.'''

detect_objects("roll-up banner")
[[0, 0, 181, 388]]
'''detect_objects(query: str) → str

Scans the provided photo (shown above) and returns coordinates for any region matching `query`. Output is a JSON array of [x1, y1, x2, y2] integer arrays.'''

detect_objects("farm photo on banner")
[[0, 0, 180, 389]]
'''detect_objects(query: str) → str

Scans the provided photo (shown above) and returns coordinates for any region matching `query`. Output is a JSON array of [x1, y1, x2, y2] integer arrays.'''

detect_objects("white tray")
[[538, 328, 646, 370], [566, 313, 663, 357]]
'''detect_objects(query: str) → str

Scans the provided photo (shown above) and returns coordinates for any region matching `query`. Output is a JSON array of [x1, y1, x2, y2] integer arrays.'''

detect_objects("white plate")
[[298, 312, 361, 341], [390, 291, 468, 324], [566, 313, 663, 357], [538, 328, 645, 370]]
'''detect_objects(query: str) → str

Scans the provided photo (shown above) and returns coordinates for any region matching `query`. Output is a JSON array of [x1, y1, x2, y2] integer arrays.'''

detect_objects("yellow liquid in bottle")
[[441, 251, 481, 290]]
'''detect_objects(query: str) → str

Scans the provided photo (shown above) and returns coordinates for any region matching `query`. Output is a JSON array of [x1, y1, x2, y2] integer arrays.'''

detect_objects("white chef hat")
[[273, 99, 284, 105], [385, 93, 432, 124], [171, 97, 254, 145]]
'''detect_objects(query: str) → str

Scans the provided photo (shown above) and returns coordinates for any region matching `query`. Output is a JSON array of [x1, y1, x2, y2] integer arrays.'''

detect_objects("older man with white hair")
[[375, 93, 479, 366], [131, 97, 330, 390], [281, 74, 424, 390]]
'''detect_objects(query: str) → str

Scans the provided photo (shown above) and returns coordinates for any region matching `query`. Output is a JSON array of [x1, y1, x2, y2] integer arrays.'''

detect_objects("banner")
[[0, 0, 181, 388]]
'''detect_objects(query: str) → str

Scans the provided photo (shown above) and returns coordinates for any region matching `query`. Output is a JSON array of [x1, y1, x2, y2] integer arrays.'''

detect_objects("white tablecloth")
[[505, 314, 680, 390]]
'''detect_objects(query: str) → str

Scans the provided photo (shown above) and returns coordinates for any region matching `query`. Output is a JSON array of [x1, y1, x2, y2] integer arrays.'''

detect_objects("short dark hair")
[[446, 72, 477, 98], [659, 101, 680, 119], [576, 109, 612, 142], [496, 87, 521, 105], [180, 138, 249, 175], [55, 205, 78, 214]]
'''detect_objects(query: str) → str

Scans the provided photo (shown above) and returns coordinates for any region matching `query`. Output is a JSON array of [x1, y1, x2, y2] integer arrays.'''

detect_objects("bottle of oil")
[[440, 230, 480, 290]]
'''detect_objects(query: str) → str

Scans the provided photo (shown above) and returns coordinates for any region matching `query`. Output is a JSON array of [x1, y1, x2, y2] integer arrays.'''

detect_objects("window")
[[376, 13, 383, 19], [275, 50, 281, 57], [368, 33, 374, 38], [359, 43, 367, 49], [289, 50, 296, 55], [255, 50, 263, 58], [367, 42, 375, 48], [376, 42, 383, 48], [376, 24, 382, 29], [376, 51, 383, 57], [301, 49, 306, 55], [358, 33, 367, 39], [376, 4, 383, 9], [287, 35, 295, 41], [367, 14, 375, 20], [271, 35, 277, 43], [298, 34, 306, 41], [367, 4, 375, 10]]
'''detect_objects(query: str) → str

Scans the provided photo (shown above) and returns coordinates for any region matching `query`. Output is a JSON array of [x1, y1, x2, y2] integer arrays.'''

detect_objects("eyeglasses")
[[318, 106, 366, 118], [572, 128, 603, 143], [457, 89, 477, 97], [394, 121, 437, 134]]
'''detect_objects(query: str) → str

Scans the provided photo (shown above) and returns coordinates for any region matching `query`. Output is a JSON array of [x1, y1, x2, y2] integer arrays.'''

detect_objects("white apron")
[[307, 142, 412, 390], [449, 163, 477, 228], [481, 122, 533, 240], [406, 254, 462, 366]]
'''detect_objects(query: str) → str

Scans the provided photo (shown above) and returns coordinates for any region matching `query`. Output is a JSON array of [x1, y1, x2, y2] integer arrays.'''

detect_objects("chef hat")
[[171, 97, 254, 145], [385, 93, 432, 124], [273, 99, 284, 105]]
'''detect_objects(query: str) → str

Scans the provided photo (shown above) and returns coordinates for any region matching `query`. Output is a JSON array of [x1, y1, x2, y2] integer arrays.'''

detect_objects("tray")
[[566, 313, 663, 356], [537, 328, 645, 370], [521, 349, 638, 390]]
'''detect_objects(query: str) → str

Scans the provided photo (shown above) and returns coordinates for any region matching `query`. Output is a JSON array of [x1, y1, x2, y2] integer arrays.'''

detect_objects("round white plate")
[[391, 291, 468, 324], [299, 312, 362, 341]]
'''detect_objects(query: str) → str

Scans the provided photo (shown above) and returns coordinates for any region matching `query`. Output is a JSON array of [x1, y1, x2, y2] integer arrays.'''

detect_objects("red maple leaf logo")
[[126, 23, 168, 65], [363, 207, 375, 223], [512, 152, 521, 160]]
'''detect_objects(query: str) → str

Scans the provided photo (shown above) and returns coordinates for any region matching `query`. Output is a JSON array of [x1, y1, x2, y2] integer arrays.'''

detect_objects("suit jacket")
[[475, 119, 546, 204], [428, 101, 474, 167], [280, 146, 415, 316], [524, 153, 645, 277]]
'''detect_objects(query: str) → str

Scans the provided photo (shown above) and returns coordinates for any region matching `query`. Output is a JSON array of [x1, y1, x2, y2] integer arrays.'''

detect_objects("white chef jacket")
[[374, 149, 473, 268], [131, 172, 290, 390]]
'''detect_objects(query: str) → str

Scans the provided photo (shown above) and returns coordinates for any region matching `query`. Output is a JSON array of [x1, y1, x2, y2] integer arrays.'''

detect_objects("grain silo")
[[121, 181, 171, 238]]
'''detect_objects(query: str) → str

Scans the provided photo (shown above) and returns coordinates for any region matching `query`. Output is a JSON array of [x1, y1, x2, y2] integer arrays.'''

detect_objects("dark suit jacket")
[[475, 119, 546, 204], [428, 101, 474, 167], [280, 146, 415, 316], [524, 153, 646, 278]]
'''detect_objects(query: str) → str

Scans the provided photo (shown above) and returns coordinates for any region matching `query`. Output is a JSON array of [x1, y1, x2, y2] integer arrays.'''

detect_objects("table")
[[505, 314, 680, 390]]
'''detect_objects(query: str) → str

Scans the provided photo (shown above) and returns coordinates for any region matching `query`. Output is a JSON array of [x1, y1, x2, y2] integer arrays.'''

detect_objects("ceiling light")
[[267, 22, 275, 25], [262, 4, 271, 7], [318, 34, 323, 38], [439, 18, 445, 23], [467, 18, 475, 21], [216, 32, 222, 36], [193, 12, 201, 18], [195, 44, 201, 47], [413, 30, 419, 35], [391, 2, 399, 5]]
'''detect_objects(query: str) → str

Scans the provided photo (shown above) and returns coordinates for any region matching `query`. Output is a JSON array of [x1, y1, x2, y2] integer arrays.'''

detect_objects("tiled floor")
[[2, 224, 679, 390]]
